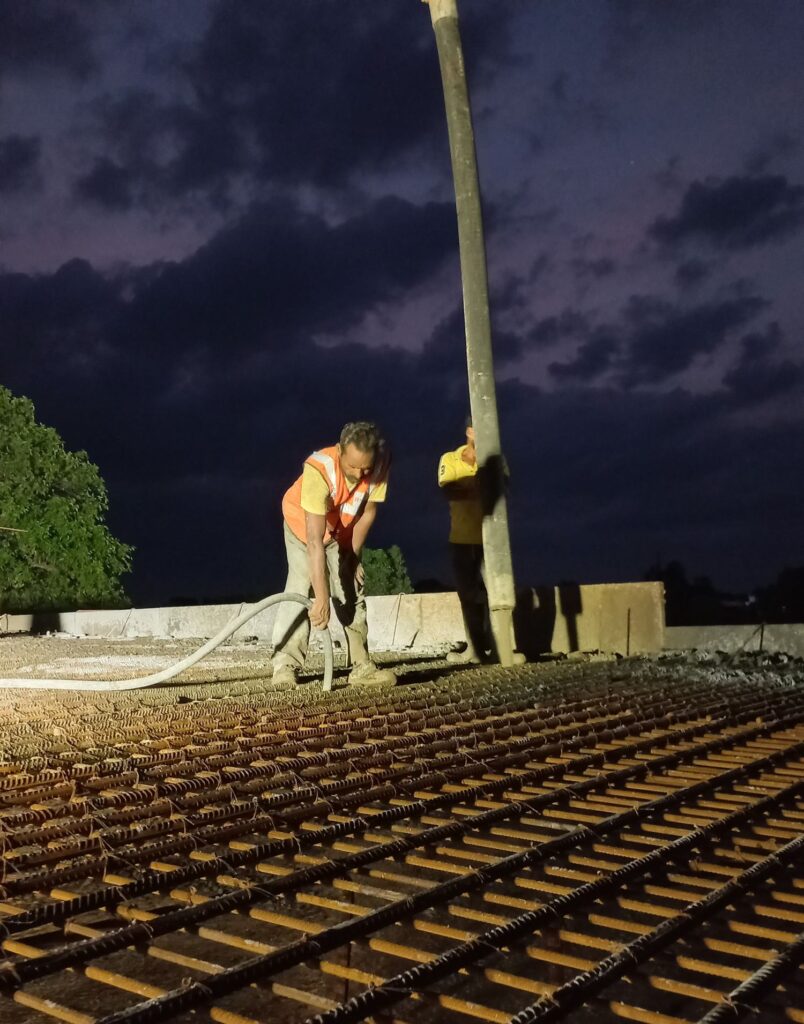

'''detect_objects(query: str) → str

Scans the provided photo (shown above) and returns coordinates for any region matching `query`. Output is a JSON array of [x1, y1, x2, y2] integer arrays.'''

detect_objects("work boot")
[[446, 647, 481, 665], [272, 663, 299, 687], [347, 660, 397, 687]]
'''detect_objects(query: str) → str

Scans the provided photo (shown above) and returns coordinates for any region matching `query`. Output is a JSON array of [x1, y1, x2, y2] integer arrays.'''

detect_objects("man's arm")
[[439, 451, 478, 501], [350, 500, 378, 586], [305, 511, 330, 629], [351, 500, 377, 556]]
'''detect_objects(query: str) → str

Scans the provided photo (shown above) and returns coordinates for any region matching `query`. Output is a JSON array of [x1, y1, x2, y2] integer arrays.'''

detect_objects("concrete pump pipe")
[[0, 592, 334, 692]]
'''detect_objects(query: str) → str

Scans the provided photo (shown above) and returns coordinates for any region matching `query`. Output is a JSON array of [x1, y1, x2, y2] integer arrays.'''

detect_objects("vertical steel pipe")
[[425, 0, 516, 664]]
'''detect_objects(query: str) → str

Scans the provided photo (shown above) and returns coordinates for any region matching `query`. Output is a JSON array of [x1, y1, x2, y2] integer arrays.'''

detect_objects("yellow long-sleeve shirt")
[[438, 445, 483, 545]]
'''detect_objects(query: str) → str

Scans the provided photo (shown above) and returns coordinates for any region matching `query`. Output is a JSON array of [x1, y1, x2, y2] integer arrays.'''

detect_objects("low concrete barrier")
[[665, 624, 804, 658], [514, 582, 665, 657], [1, 581, 665, 656]]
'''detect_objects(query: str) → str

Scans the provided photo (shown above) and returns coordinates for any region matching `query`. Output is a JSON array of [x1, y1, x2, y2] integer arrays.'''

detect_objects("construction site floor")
[[0, 635, 802, 1024]]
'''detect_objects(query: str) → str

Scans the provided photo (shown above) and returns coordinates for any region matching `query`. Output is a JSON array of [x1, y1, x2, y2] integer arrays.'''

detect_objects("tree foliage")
[[362, 545, 413, 597], [757, 567, 804, 623], [0, 386, 133, 612]]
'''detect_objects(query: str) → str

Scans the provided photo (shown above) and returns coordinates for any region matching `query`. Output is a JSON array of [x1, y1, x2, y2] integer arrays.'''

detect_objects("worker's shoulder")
[[439, 445, 465, 463], [438, 448, 457, 472]]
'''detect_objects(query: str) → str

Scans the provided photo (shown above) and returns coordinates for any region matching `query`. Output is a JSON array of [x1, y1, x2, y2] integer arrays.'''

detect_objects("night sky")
[[2, 1, 802, 604]]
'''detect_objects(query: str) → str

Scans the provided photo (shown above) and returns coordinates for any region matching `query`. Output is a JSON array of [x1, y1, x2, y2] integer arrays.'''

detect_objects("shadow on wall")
[[30, 611, 62, 634], [514, 584, 583, 659]]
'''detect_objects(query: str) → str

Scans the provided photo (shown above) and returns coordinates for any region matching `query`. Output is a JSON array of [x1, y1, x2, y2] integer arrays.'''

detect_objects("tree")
[[0, 386, 133, 612], [362, 545, 413, 597], [757, 567, 804, 623]]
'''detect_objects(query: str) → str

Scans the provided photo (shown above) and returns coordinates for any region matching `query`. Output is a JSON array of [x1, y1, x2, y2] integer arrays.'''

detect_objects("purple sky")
[[1, 0, 802, 602]]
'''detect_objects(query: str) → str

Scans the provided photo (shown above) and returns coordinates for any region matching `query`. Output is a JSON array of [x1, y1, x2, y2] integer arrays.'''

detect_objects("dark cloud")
[[3, 240, 801, 600], [0, 1, 95, 80], [674, 259, 711, 290], [649, 175, 804, 250], [544, 292, 769, 388], [620, 293, 768, 386], [114, 195, 457, 362], [744, 131, 799, 175], [0, 135, 41, 193], [502, 380, 804, 591], [71, 0, 512, 207], [548, 332, 619, 382], [421, 306, 522, 377], [2, 2, 802, 601], [654, 156, 684, 193], [528, 309, 589, 348], [72, 89, 240, 210], [489, 274, 529, 318], [722, 323, 803, 406], [528, 253, 553, 283], [0, 257, 120, 374], [569, 255, 616, 281], [0, 193, 460, 485], [74, 158, 134, 210]]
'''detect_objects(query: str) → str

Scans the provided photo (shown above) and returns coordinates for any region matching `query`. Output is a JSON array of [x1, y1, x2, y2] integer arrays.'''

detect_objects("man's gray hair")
[[339, 421, 383, 454]]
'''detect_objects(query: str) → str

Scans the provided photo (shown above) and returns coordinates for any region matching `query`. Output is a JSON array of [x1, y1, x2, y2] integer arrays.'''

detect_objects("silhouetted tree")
[[363, 545, 412, 596], [757, 567, 804, 623], [644, 560, 735, 625]]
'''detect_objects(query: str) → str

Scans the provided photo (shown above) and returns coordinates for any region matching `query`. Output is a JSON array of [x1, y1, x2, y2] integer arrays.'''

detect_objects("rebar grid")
[[0, 657, 802, 1024]]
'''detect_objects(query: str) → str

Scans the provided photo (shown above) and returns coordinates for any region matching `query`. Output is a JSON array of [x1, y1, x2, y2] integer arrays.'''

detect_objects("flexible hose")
[[0, 592, 334, 692]]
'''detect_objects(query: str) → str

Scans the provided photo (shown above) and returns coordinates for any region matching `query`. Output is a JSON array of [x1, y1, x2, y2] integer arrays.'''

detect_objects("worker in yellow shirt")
[[438, 421, 492, 664], [438, 421, 525, 666], [271, 421, 396, 687]]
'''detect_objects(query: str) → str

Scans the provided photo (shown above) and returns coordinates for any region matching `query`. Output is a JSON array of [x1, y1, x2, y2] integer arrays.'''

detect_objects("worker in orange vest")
[[271, 421, 396, 687]]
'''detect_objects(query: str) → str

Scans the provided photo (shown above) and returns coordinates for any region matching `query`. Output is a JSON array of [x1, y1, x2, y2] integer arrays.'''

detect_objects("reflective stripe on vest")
[[283, 443, 388, 545], [305, 446, 373, 533], [310, 449, 337, 492]]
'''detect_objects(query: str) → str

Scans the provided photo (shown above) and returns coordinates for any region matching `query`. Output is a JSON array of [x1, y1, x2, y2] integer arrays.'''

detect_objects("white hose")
[[0, 592, 334, 692]]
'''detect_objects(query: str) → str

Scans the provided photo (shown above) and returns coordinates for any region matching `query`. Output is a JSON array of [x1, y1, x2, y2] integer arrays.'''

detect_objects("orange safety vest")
[[282, 444, 389, 545]]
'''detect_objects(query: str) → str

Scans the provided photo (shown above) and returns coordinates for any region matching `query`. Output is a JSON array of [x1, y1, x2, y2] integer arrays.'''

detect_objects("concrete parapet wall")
[[515, 582, 665, 657], [665, 624, 804, 657], [1, 581, 665, 656]]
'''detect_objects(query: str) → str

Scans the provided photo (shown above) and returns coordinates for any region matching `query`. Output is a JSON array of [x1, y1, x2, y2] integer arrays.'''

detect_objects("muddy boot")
[[347, 660, 397, 687], [272, 663, 299, 687], [446, 646, 481, 665]]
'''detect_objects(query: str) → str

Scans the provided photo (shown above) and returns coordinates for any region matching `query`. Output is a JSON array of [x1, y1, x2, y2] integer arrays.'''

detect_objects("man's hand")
[[310, 595, 330, 630], [355, 561, 365, 587]]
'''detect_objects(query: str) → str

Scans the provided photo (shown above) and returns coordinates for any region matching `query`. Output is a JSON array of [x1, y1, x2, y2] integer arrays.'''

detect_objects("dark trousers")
[[450, 542, 493, 658]]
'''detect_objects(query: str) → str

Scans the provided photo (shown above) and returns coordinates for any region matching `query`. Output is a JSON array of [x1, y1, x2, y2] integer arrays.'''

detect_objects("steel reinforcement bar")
[[0, 684, 778, 901], [67, 719, 804, 1024], [0, 688, 783, 936], [1, 694, 798, 976], [0, 690, 701, 895], [303, 790, 804, 1024], [505, 837, 804, 1022], [694, 929, 804, 1024]]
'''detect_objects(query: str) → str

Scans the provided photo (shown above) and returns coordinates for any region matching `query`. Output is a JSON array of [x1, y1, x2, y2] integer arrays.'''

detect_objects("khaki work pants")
[[272, 523, 369, 670], [450, 542, 493, 659]]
